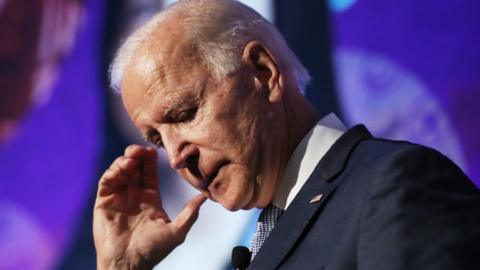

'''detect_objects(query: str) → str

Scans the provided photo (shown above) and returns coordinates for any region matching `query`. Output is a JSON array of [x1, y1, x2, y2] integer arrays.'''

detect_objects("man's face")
[[121, 38, 286, 211]]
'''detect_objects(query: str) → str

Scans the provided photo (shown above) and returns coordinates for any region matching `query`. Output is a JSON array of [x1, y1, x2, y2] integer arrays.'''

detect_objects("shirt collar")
[[272, 113, 347, 210]]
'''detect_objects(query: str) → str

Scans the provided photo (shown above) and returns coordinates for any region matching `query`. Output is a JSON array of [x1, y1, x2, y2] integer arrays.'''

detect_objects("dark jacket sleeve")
[[358, 146, 480, 270]]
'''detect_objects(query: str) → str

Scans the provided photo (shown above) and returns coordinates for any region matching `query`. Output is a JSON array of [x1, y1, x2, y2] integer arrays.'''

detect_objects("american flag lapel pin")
[[309, 193, 323, 204]]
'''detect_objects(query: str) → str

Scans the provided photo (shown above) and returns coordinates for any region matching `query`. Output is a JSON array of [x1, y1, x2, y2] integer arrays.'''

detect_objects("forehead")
[[120, 31, 208, 117]]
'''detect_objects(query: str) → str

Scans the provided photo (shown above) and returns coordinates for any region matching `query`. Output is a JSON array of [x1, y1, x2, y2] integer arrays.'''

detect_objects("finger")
[[97, 168, 126, 197], [98, 156, 136, 196], [109, 156, 136, 172], [123, 146, 145, 186], [125, 144, 146, 160], [172, 195, 207, 238], [99, 162, 125, 186], [110, 157, 139, 186], [142, 147, 159, 189]]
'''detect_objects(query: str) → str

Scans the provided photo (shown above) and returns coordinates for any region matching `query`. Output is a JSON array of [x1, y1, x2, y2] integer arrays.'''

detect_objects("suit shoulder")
[[350, 137, 478, 191], [353, 137, 452, 167]]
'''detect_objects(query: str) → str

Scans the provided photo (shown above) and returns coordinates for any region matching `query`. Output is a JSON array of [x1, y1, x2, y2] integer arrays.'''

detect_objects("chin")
[[221, 201, 243, 212], [215, 191, 251, 211], [215, 183, 255, 212]]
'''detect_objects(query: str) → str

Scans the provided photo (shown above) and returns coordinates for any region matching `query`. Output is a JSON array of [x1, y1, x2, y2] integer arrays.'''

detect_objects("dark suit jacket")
[[249, 125, 480, 270]]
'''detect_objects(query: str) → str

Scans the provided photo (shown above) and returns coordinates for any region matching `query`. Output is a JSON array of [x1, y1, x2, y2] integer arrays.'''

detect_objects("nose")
[[162, 130, 199, 171], [168, 143, 199, 170]]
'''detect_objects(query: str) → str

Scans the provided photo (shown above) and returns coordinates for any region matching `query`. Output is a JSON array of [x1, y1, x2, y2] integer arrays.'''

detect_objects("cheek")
[[195, 113, 242, 151]]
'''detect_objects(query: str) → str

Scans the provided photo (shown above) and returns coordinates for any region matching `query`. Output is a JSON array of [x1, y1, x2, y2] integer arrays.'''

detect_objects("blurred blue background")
[[0, 0, 478, 269]]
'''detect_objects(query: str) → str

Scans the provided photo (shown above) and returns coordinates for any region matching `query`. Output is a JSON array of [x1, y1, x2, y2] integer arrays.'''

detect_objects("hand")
[[93, 145, 206, 270]]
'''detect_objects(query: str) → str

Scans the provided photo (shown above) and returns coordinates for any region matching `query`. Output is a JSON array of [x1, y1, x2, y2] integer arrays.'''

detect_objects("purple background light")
[[331, 0, 480, 185], [0, 0, 104, 268]]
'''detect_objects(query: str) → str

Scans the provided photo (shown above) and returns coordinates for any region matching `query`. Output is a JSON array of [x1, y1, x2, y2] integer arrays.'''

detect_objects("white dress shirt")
[[272, 113, 347, 210]]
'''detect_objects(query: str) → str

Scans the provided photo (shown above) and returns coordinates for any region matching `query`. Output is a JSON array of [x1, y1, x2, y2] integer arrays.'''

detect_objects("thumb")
[[172, 194, 207, 240]]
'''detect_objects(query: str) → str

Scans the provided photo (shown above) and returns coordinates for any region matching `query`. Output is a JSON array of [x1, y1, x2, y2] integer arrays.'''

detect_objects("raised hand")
[[93, 145, 206, 270]]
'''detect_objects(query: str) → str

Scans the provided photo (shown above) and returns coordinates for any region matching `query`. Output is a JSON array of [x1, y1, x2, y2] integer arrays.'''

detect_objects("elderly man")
[[93, 0, 480, 269]]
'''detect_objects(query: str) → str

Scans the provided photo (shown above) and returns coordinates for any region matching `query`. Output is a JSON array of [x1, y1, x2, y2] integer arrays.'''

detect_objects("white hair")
[[110, 0, 310, 93]]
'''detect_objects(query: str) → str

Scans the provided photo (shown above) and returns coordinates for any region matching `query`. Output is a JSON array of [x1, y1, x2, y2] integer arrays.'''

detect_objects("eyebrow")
[[162, 93, 200, 119]]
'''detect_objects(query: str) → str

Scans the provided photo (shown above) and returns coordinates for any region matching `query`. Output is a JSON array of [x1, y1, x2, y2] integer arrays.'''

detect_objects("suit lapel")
[[249, 125, 371, 269]]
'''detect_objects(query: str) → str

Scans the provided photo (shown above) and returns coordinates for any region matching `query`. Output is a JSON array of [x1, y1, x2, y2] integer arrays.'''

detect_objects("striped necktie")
[[250, 204, 284, 259]]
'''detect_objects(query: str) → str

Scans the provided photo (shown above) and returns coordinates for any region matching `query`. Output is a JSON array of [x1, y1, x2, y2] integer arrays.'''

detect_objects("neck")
[[282, 84, 320, 163]]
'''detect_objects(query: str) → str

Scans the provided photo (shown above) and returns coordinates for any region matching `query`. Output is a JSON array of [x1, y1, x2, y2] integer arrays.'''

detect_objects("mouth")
[[205, 160, 230, 188]]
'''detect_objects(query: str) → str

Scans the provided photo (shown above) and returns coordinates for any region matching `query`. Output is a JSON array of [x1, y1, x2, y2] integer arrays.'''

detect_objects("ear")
[[242, 41, 283, 103]]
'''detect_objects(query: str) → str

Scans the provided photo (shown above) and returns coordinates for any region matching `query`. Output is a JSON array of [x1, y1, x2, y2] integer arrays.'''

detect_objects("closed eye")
[[175, 107, 198, 123]]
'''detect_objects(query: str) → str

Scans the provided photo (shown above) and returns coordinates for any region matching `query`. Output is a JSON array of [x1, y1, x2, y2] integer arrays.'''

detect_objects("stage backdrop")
[[330, 0, 480, 185]]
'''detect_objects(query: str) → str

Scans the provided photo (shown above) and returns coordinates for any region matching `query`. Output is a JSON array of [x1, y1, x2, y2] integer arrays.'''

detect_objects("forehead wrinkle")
[[143, 64, 166, 98], [136, 32, 209, 119], [139, 50, 192, 99]]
